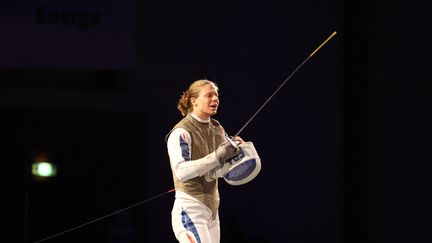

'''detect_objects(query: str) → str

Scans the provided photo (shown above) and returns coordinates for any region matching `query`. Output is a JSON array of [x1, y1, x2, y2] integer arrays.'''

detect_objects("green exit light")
[[32, 162, 57, 177]]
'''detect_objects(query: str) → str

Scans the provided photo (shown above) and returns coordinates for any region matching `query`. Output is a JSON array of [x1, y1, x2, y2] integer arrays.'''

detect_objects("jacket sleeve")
[[167, 128, 222, 181]]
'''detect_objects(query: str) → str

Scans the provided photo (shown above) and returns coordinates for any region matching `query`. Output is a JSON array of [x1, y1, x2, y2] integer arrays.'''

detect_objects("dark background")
[[2, 0, 431, 242]]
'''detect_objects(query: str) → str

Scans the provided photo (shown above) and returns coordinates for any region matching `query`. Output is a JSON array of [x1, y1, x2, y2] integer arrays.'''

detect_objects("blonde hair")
[[177, 79, 219, 116]]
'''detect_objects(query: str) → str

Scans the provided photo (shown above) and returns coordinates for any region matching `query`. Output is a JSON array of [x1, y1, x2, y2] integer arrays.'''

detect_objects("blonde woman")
[[166, 79, 244, 243]]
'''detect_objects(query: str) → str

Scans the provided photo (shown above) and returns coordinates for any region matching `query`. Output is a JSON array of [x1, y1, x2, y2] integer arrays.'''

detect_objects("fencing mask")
[[207, 141, 261, 186]]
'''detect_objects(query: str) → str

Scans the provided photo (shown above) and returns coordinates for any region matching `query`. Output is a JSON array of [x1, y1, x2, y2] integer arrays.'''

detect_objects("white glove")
[[204, 141, 240, 181], [194, 140, 240, 178], [215, 140, 240, 163]]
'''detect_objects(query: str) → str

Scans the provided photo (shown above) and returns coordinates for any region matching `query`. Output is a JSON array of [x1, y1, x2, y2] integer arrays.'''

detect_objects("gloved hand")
[[205, 141, 242, 181], [215, 140, 240, 164], [193, 140, 241, 179]]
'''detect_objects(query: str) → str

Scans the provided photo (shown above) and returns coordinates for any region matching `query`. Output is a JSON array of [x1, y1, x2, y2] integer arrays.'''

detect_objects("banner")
[[0, 0, 135, 69]]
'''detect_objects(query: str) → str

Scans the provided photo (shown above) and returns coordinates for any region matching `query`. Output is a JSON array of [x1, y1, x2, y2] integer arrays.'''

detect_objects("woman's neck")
[[190, 112, 210, 123]]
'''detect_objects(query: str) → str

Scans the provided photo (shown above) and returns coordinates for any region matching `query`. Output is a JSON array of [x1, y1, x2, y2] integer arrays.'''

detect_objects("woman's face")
[[191, 83, 219, 120]]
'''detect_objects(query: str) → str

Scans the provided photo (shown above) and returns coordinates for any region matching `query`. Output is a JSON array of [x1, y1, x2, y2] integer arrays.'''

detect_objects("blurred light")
[[32, 162, 57, 177]]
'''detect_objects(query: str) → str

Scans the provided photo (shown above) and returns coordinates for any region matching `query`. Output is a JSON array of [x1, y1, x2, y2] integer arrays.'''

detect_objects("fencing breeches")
[[172, 193, 220, 243]]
